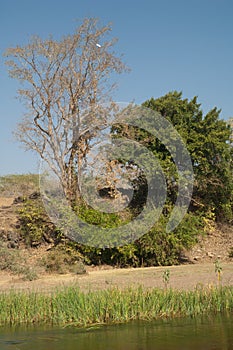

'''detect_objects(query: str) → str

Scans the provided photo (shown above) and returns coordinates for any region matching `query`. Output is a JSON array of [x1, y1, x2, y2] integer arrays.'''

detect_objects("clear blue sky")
[[1, 0, 233, 175]]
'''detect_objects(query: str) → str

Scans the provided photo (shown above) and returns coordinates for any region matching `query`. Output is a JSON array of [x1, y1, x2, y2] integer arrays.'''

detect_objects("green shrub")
[[0, 243, 38, 280], [16, 186, 204, 268], [75, 202, 130, 227], [41, 244, 86, 275], [18, 198, 56, 247], [22, 268, 38, 281], [133, 212, 203, 267]]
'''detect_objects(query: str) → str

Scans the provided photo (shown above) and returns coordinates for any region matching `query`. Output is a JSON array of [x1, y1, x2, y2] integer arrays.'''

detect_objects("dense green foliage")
[[0, 285, 232, 326], [143, 92, 233, 222], [18, 197, 55, 247], [17, 194, 203, 266], [13, 92, 233, 267]]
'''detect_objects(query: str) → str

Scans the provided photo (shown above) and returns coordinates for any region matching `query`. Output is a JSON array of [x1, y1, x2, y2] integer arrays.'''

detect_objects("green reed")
[[0, 285, 232, 327]]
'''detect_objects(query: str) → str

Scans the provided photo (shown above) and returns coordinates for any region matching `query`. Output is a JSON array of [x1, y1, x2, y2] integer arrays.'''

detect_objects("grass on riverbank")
[[0, 285, 232, 327]]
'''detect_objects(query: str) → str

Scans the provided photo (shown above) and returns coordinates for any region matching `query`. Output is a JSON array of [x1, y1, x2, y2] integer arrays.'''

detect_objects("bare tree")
[[4, 18, 128, 203]]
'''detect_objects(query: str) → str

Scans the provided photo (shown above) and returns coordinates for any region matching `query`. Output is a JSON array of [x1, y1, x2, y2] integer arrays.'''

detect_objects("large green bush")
[[17, 189, 204, 267], [18, 197, 56, 247]]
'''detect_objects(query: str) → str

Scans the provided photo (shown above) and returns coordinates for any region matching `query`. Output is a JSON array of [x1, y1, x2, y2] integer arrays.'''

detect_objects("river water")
[[0, 314, 232, 350]]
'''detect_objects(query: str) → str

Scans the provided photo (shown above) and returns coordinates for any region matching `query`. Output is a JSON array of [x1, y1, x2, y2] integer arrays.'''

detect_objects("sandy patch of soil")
[[0, 198, 14, 207], [0, 262, 232, 293]]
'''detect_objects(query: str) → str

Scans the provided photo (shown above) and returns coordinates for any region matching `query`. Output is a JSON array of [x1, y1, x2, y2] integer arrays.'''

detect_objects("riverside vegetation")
[[0, 285, 232, 327], [1, 20, 232, 332], [2, 19, 232, 272], [0, 93, 232, 276], [2, 93, 233, 269], [0, 174, 232, 277], [0, 143, 232, 328]]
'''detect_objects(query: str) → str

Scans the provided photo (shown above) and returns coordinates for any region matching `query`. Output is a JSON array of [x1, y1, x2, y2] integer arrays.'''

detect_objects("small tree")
[[5, 18, 127, 203], [143, 92, 233, 222]]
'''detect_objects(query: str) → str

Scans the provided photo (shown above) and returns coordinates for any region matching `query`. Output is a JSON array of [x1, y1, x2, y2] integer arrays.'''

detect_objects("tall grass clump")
[[0, 243, 38, 281], [0, 286, 232, 327]]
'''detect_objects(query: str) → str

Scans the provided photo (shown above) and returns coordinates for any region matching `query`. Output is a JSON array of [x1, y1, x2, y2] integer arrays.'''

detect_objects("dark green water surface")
[[0, 314, 232, 350]]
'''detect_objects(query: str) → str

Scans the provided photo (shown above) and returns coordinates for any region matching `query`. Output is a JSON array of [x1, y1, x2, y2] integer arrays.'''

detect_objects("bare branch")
[[5, 18, 128, 202]]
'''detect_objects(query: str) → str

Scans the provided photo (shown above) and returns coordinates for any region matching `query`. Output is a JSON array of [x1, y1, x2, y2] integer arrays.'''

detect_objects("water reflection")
[[0, 314, 232, 350]]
